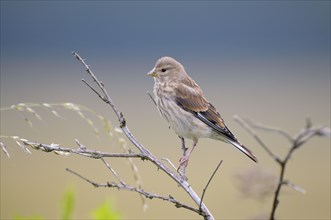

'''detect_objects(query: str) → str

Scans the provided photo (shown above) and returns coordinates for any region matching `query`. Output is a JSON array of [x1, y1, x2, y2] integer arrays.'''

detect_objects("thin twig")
[[66, 168, 100, 187], [161, 158, 177, 171], [81, 79, 107, 102], [282, 180, 306, 194], [270, 125, 323, 220], [100, 158, 126, 185], [246, 120, 293, 143], [73, 52, 124, 126], [66, 168, 202, 215], [199, 160, 223, 211], [75, 139, 86, 150], [234, 116, 329, 220], [22, 140, 144, 159]]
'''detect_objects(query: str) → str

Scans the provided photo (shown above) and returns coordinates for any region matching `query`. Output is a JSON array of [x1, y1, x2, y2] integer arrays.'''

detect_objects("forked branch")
[[234, 116, 330, 220], [72, 51, 217, 219]]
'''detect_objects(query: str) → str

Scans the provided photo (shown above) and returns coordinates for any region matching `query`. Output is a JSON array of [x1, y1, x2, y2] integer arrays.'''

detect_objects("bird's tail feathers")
[[228, 140, 258, 163]]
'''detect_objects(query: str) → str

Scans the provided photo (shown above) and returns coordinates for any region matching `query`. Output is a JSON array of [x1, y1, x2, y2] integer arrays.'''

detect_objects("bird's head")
[[147, 56, 186, 82]]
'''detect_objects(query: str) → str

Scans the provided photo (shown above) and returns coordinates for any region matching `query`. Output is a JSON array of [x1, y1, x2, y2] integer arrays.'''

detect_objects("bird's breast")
[[153, 83, 212, 140]]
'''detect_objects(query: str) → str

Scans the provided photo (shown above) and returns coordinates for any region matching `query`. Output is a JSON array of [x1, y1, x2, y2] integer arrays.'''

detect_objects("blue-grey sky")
[[1, 1, 330, 119], [1, 1, 330, 61]]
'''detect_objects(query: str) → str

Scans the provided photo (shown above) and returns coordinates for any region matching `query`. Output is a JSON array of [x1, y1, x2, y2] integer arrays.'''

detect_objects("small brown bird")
[[148, 57, 257, 167]]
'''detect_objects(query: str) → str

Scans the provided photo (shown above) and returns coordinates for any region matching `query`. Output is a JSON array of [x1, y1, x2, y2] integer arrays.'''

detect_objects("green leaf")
[[91, 199, 121, 220], [61, 187, 75, 220]]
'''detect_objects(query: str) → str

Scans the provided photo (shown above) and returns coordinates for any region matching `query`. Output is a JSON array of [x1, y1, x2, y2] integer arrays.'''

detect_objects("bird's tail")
[[228, 139, 258, 163]]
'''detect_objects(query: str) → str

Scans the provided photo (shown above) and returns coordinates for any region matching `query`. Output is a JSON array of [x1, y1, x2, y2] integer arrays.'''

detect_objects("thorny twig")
[[234, 116, 330, 220]]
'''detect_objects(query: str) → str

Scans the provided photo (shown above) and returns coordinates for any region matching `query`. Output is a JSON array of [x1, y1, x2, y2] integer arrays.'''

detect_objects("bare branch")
[[282, 180, 306, 194], [66, 168, 202, 215], [75, 138, 86, 150], [100, 158, 126, 185], [199, 160, 223, 211], [21, 139, 144, 159], [161, 158, 177, 171], [245, 120, 293, 143], [81, 79, 107, 102], [66, 168, 101, 187], [233, 115, 329, 220], [294, 126, 325, 149], [316, 127, 331, 138], [72, 51, 124, 126]]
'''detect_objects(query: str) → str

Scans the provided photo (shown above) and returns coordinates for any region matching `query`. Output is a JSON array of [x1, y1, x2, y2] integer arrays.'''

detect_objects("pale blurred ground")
[[1, 1, 330, 220]]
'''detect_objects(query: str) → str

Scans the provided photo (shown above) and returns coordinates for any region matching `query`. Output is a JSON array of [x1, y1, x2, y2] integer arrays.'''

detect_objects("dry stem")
[[234, 116, 330, 220]]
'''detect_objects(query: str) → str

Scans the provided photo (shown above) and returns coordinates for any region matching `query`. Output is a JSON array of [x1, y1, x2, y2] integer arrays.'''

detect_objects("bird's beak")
[[147, 68, 158, 77]]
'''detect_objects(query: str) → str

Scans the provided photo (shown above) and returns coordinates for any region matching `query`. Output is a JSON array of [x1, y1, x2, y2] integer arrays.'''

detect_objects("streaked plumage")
[[148, 56, 257, 165]]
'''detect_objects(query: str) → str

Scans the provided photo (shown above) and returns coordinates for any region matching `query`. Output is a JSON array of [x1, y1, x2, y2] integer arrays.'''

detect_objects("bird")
[[147, 56, 257, 168]]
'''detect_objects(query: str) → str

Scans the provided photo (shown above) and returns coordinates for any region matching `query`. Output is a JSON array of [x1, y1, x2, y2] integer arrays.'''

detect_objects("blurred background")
[[1, 1, 330, 219]]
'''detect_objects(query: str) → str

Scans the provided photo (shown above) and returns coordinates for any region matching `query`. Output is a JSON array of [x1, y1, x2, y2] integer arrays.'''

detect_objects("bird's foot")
[[177, 156, 189, 171], [177, 156, 189, 181]]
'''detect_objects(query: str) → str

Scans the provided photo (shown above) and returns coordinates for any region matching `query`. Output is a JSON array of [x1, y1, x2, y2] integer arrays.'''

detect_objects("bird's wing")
[[174, 79, 258, 163], [174, 79, 208, 112], [174, 80, 237, 142]]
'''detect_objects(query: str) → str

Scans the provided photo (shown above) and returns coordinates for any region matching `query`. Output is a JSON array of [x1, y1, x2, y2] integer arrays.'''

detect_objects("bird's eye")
[[161, 68, 167, 72]]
